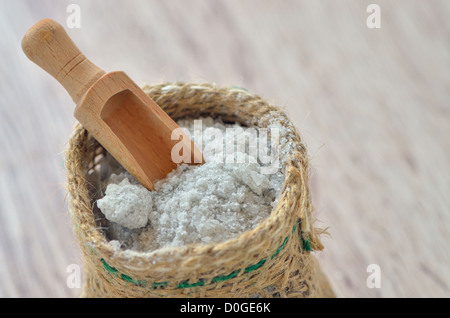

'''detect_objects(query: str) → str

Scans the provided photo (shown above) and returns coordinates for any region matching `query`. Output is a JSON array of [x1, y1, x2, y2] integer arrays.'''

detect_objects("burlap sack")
[[65, 82, 335, 298]]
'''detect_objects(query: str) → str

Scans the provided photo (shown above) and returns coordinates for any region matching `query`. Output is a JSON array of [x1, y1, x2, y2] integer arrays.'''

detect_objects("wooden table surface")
[[1, 0, 449, 298]]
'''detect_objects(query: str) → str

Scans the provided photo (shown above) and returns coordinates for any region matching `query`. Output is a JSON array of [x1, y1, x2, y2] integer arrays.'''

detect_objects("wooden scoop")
[[22, 19, 203, 191]]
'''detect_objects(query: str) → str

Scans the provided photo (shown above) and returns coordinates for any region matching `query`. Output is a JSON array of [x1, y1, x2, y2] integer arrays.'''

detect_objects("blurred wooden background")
[[0, 0, 449, 297]]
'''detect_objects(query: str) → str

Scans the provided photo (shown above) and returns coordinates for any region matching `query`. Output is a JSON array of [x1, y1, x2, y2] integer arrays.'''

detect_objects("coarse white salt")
[[97, 178, 152, 230], [97, 117, 291, 252]]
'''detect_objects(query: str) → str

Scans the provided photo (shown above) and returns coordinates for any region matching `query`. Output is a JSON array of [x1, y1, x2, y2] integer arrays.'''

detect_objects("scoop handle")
[[22, 19, 105, 104]]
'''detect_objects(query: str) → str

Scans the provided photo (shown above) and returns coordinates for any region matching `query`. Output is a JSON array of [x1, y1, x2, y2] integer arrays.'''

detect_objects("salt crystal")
[[96, 178, 152, 229]]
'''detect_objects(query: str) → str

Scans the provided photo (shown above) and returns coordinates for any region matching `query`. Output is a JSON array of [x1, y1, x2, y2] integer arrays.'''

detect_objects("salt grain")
[[97, 178, 152, 230]]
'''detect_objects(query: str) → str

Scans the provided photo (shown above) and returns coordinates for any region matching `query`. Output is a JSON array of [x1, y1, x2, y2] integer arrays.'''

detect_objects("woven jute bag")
[[65, 82, 335, 298]]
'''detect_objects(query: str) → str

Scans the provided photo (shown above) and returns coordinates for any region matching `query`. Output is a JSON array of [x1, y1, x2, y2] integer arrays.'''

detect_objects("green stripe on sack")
[[302, 238, 311, 251], [99, 218, 312, 289], [152, 281, 168, 288], [211, 270, 241, 283], [101, 258, 118, 275], [292, 221, 298, 234], [177, 279, 206, 289], [121, 274, 137, 284], [244, 258, 266, 273], [271, 236, 289, 259]]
